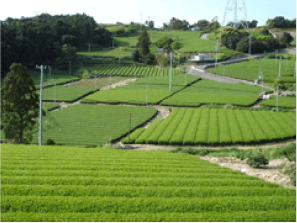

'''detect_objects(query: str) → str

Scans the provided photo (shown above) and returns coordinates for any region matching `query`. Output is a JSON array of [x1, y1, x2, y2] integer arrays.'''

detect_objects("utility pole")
[[294, 60, 297, 77], [112, 41, 114, 49], [279, 56, 282, 77], [48, 65, 51, 80], [215, 40, 219, 68], [146, 81, 148, 106], [276, 83, 279, 112], [248, 34, 252, 57], [169, 52, 173, 92], [69, 61, 71, 76], [259, 72, 264, 100], [52, 79, 56, 102], [36, 65, 47, 146]]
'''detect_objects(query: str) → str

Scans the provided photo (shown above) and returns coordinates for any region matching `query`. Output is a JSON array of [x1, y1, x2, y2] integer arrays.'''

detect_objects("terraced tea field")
[[161, 79, 267, 107], [122, 107, 296, 145], [37, 86, 98, 102], [87, 65, 184, 77], [261, 95, 296, 108], [0, 105, 157, 146], [135, 73, 200, 86], [1, 144, 296, 222], [81, 84, 184, 105], [207, 58, 296, 82]]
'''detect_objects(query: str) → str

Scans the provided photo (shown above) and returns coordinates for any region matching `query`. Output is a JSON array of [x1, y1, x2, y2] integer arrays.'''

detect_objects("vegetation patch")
[[122, 108, 296, 145], [1, 144, 296, 222]]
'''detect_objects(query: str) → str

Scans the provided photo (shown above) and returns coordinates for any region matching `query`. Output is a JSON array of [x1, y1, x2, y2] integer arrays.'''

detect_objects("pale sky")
[[1, 0, 296, 27]]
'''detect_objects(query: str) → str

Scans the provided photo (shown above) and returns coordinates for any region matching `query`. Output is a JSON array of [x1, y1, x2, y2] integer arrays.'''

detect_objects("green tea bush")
[[46, 139, 56, 145], [247, 152, 269, 167]]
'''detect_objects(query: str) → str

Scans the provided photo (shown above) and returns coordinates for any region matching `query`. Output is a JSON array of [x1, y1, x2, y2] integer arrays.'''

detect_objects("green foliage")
[[260, 28, 270, 35], [280, 32, 294, 44], [1, 63, 39, 144], [221, 26, 241, 50], [156, 36, 173, 48], [137, 29, 150, 57], [128, 108, 296, 146], [145, 53, 156, 65], [132, 48, 140, 62], [171, 41, 181, 49], [46, 139, 56, 145], [247, 152, 269, 167]]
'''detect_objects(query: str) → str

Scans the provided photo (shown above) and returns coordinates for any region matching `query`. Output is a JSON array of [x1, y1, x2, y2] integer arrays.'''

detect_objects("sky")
[[1, 0, 296, 28]]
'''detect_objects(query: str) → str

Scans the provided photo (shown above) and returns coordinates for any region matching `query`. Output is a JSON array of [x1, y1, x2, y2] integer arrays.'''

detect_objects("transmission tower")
[[222, 0, 248, 31]]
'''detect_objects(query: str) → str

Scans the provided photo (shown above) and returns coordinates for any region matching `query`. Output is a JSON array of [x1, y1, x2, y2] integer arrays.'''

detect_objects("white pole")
[[248, 35, 251, 57], [146, 81, 148, 106], [112, 41, 114, 49], [294, 60, 297, 77], [36, 65, 47, 146], [276, 83, 279, 112], [169, 52, 173, 92], [109, 74, 111, 89], [279, 56, 282, 77], [215, 40, 219, 68], [53, 79, 56, 102]]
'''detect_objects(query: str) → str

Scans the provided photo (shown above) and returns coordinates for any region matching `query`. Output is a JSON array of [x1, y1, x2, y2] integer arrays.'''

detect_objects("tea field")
[[261, 95, 296, 108], [1, 144, 296, 222], [0, 105, 157, 146], [86, 65, 185, 77], [207, 58, 296, 82], [37, 86, 98, 102], [161, 79, 267, 107], [81, 84, 184, 105], [43, 103, 60, 112], [122, 107, 296, 145]]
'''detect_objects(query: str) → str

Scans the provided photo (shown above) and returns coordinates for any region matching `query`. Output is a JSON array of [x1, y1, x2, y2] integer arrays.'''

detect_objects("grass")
[[1, 144, 296, 222], [122, 107, 296, 145], [0, 105, 157, 146], [43, 103, 60, 112], [208, 58, 296, 82], [77, 30, 242, 58]]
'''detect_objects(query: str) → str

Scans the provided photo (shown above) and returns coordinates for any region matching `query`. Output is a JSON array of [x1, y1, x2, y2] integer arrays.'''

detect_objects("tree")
[[156, 36, 173, 48], [148, 21, 154, 29], [171, 41, 181, 49], [221, 26, 241, 50], [136, 29, 150, 58], [280, 32, 293, 45], [132, 48, 140, 62], [156, 53, 168, 68], [1, 63, 39, 144]]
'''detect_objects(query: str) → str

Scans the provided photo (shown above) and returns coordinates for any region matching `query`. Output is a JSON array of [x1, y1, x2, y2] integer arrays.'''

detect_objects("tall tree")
[[137, 29, 150, 59], [1, 63, 39, 144]]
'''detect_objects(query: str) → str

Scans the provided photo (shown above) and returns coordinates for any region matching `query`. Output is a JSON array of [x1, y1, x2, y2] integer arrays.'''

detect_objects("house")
[[190, 53, 215, 62]]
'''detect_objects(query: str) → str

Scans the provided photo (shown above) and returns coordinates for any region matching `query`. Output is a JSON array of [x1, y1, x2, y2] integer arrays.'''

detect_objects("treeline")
[[1, 13, 112, 77]]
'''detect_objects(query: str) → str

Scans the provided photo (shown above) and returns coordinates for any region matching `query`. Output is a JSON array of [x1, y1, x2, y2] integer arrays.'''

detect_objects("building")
[[189, 53, 215, 62]]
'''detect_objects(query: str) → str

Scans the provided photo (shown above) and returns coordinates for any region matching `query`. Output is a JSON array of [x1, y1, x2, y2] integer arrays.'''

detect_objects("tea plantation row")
[[122, 107, 296, 145], [1, 145, 296, 222]]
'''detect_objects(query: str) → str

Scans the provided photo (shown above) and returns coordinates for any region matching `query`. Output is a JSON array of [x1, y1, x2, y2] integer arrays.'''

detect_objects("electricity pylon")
[[222, 0, 248, 31]]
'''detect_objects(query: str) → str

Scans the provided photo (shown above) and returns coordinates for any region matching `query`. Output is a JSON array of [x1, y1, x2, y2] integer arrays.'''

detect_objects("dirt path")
[[200, 156, 296, 189], [100, 78, 136, 90]]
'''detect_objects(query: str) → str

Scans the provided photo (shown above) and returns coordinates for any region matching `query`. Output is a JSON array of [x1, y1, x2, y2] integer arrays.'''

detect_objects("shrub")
[[247, 152, 269, 167], [261, 28, 270, 36], [284, 143, 296, 161], [46, 139, 56, 145], [171, 41, 181, 49], [156, 36, 173, 48], [280, 32, 293, 45]]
